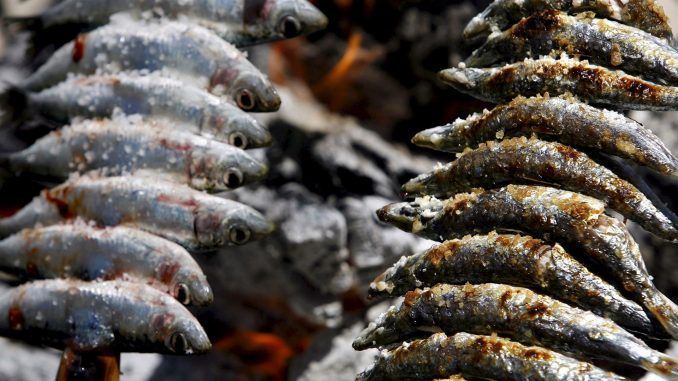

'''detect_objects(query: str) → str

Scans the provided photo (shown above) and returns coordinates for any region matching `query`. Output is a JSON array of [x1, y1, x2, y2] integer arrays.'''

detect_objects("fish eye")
[[229, 226, 251, 245], [174, 283, 191, 305], [236, 89, 256, 110], [223, 168, 243, 189], [279, 16, 301, 38], [169, 332, 188, 354], [229, 132, 248, 150]]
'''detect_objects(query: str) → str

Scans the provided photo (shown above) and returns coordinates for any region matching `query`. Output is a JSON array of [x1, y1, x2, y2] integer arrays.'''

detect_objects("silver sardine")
[[0, 224, 212, 305], [0, 175, 273, 251], [355, 283, 678, 378], [440, 56, 678, 110], [377, 185, 678, 339], [402, 137, 678, 240], [411, 94, 678, 176], [3, 116, 268, 192], [369, 232, 656, 336], [22, 20, 281, 111], [0, 279, 211, 354], [357, 332, 628, 381]]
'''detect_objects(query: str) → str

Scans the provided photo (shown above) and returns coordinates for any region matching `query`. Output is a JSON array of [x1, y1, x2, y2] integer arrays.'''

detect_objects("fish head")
[[193, 147, 268, 192], [438, 67, 481, 93], [194, 202, 274, 249], [223, 113, 272, 149], [401, 172, 436, 199], [171, 268, 214, 307], [231, 72, 281, 112], [160, 313, 212, 355], [377, 197, 443, 234], [268, 0, 328, 39], [411, 123, 460, 151]]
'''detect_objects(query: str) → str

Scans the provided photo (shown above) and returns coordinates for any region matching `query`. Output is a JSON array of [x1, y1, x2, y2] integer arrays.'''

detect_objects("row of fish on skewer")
[[0, 0, 326, 357], [353, 0, 678, 379]]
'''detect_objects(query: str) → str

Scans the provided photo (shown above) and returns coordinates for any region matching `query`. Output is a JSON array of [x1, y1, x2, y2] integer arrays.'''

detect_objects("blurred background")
[[0, 0, 677, 380]]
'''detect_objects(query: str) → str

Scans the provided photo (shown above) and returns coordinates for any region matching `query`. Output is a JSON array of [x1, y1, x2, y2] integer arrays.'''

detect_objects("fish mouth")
[[411, 130, 437, 149], [438, 68, 476, 91], [401, 174, 431, 199], [297, 2, 329, 35]]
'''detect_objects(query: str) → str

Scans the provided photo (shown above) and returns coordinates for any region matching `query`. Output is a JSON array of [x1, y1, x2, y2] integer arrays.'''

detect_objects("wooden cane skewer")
[[55, 348, 120, 381]]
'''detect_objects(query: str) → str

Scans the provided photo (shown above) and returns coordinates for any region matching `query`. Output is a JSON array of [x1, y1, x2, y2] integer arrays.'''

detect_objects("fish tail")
[[642, 353, 678, 380], [0, 85, 28, 128], [640, 286, 678, 340]]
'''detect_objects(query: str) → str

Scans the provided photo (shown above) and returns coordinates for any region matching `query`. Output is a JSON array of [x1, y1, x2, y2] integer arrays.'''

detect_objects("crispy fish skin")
[[0, 224, 212, 306], [0, 279, 211, 354], [439, 56, 678, 110], [369, 233, 655, 336], [3, 117, 268, 192], [22, 21, 280, 111], [462, 0, 672, 45], [466, 11, 678, 85], [377, 185, 678, 339], [37, 0, 328, 46], [411, 94, 678, 176], [27, 74, 271, 149], [355, 284, 678, 378], [402, 137, 678, 240], [357, 332, 628, 381], [0, 175, 273, 251]]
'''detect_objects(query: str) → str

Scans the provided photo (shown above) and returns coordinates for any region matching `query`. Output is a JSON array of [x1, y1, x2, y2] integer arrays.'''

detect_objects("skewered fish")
[[17, 73, 271, 149], [0, 279, 211, 354], [0, 224, 212, 306], [357, 332, 629, 381], [466, 11, 678, 85], [18, 0, 328, 46], [355, 283, 678, 378], [411, 94, 678, 176], [439, 56, 678, 110], [369, 232, 656, 336], [378, 185, 678, 339], [462, 0, 672, 45], [402, 136, 678, 240], [21, 20, 281, 111], [0, 175, 273, 251], [1, 116, 268, 192]]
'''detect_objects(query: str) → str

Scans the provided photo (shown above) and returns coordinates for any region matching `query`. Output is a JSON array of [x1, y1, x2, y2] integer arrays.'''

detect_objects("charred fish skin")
[[402, 136, 678, 241], [466, 11, 678, 85], [355, 283, 678, 378], [377, 185, 678, 339], [462, 0, 672, 45], [38, 0, 328, 46], [0, 175, 273, 251], [357, 332, 629, 381], [369, 233, 656, 336], [0, 224, 213, 306], [0, 279, 211, 354], [4, 117, 268, 193], [21, 21, 281, 112], [27, 74, 272, 149], [439, 56, 678, 110], [411, 94, 678, 176]]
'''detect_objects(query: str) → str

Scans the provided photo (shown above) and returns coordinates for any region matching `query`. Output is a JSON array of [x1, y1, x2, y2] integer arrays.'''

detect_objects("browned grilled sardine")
[[355, 283, 678, 378], [377, 185, 678, 339], [369, 233, 656, 336], [439, 56, 678, 110], [402, 137, 678, 240], [356, 332, 629, 381], [411, 94, 678, 176]]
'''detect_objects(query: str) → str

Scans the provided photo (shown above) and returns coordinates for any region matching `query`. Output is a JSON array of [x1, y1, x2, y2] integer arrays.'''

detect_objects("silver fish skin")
[[369, 233, 656, 336], [439, 56, 678, 110], [21, 20, 281, 112], [27, 73, 271, 149], [0, 175, 273, 251], [466, 11, 678, 85], [357, 332, 629, 381], [355, 283, 678, 378], [462, 0, 672, 45], [377, 185, 678, 339], [4, 117, 268, 193], [0, 279, 211, 354], [402, 136, 678, 241], [411, 94, 678, 176], [0, 224, 212, 306], [37, 0, 328, 46]]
